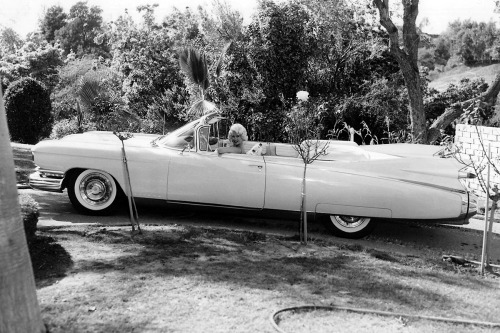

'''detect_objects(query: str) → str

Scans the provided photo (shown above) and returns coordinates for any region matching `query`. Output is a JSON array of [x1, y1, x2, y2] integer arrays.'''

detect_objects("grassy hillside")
[[428, 63, 500, 91]]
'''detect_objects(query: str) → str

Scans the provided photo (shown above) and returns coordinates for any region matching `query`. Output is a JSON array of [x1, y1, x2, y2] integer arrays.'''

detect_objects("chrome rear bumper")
[[466, 192, 478, 218], [29, 170, 64, 193]]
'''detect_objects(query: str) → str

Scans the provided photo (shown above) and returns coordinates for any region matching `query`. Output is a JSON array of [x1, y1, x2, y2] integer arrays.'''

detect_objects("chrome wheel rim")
[[334, 215, 366, 229], [78, 172, 114, 207], [330, 215, 371, 234]]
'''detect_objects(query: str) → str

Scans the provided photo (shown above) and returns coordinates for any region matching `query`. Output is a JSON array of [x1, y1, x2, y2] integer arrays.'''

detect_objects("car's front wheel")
[[68, 169, 120, 215], [324, 215, 375, 239]]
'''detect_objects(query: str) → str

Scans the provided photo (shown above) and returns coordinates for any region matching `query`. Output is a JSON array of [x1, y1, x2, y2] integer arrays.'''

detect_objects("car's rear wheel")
[[324, 215, 375, 239], [68, 169, 120, 215]]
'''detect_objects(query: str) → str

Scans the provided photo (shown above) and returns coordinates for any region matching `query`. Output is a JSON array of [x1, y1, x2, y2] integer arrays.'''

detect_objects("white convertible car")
[[29, 112, 477, 238]]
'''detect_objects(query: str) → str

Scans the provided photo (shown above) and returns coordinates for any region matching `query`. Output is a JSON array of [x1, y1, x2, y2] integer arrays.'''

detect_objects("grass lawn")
[[31, 224, 500, 333]]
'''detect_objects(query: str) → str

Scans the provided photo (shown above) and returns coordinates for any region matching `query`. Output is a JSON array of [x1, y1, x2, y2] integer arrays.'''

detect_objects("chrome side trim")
[[390, 178, 467, 194]]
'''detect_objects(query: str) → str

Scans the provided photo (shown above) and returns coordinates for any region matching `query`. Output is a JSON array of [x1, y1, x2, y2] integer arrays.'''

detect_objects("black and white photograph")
[[1, 0, 500, 332]]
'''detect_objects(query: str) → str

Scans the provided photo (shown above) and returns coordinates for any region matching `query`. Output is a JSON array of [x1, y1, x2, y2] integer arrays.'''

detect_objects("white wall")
[[455, 124, 500, 194]]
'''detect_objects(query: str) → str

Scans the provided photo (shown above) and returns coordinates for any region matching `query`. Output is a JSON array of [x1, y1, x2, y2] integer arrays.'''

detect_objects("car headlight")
[[39, 169, 65, 179]]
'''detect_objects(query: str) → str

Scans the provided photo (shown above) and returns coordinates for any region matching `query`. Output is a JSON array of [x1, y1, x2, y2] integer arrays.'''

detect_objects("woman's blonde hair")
[[228, 123, 248, 141]]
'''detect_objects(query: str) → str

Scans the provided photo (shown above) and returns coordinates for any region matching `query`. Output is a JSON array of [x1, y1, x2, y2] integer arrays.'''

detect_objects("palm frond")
[[187, 99, 218, 118], [78, 76, 103, 108], [178, 48, 210, 91]]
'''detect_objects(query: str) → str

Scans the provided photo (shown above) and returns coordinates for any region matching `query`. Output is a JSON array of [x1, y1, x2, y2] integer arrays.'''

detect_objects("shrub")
[[4, 77, 53, 144], [18, 193, 40, 243], [50, 118, 80, 139]]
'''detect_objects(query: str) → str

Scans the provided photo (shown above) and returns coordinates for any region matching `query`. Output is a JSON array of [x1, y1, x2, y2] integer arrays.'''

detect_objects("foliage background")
[[0, 0, 497, 144]]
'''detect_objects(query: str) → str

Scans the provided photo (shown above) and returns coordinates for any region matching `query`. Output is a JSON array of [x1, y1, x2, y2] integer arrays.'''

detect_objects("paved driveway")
[[20, 188, 500, 265]]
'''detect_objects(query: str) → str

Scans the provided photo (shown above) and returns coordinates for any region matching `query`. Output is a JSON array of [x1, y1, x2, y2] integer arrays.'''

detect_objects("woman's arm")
[[216, 146, 243, 155]]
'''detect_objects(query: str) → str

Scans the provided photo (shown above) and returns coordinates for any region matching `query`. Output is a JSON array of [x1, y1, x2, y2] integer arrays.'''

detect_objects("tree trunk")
[[0, 89, 46, 332], [374, 0, 428, 142], [300, 164, 308, 244]]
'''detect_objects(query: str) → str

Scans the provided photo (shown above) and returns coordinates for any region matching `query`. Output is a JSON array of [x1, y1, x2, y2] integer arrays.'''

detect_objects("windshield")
[[158, 119, 200, 149]]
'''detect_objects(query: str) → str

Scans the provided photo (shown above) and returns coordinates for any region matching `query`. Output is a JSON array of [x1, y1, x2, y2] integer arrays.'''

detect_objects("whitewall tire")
[[324, 215, 375, 239], [68, 169, 120, 215]]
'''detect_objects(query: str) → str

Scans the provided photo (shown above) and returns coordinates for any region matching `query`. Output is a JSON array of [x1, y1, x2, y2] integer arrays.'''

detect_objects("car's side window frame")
[[196, 120, 228, 153], [197, 126, 211, 152]]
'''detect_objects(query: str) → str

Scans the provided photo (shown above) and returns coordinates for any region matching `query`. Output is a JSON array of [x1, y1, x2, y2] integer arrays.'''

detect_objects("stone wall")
[[455, 124, 500, 193]]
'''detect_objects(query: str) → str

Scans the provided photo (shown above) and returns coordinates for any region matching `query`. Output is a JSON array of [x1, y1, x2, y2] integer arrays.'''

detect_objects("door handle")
[[248, 164, 263, 170]]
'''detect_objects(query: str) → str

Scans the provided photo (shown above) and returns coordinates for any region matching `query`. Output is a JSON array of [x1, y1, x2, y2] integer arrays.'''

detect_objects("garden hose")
[[270, 305, 500, 333]]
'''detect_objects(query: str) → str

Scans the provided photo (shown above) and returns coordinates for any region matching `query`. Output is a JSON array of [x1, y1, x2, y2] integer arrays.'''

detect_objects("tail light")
[[458, 171, 476, 179]]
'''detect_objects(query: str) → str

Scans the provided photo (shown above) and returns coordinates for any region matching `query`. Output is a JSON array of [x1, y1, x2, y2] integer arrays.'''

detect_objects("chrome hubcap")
[[79, 173, 113, 206], [335, 216, 366, 228]]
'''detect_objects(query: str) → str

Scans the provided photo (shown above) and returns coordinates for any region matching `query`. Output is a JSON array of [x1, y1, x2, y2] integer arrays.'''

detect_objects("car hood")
[[59, 131, 158, 148], [32, 131, 159, 166]]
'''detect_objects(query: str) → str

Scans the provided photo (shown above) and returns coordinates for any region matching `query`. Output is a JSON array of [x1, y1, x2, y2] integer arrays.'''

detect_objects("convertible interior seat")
[[273, 143, 299, 158], [241, 142, 299, 158], [242, 141, 268, 155]]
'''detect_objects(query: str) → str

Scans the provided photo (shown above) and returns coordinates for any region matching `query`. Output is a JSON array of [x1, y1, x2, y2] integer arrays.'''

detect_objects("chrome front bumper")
[[29, 170, 64, 193]]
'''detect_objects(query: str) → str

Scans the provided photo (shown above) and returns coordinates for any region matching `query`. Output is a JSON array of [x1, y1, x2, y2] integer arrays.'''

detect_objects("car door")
[[167, 126, 266, 209]]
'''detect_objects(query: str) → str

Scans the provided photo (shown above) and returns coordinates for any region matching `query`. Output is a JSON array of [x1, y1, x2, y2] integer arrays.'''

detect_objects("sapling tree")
[[285, 91, 329, 244]]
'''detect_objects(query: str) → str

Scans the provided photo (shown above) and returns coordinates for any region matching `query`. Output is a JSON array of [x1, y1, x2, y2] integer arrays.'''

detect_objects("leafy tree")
[[418, 48, 435, 70], [208, 39, 269, 139], [55, 1, 106, 56], [0, 39, 63, 93], [208, 0, 244, 42], [293, 0, 401, 140], [220, 0, 316, 141], [460, 31, 476, 65], [246, 0, 314, 101], [51, 56, 97, 122], [441, 20, 498, 65], [434, 37, 450, 66], [208, 0, 401, 142], [162, 6, 208, 48], [39, 5, 68, 42], [302, 0, 385, 96], [108, 6, 189, 130], [0, 28, 23, 57], [4, 77, 52, 144], [338, 72, 410, 144], [77, 69, 138, 131], [21, 41, 64, 92]]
